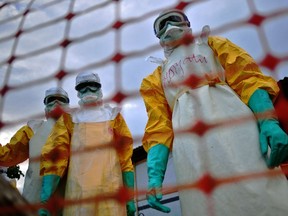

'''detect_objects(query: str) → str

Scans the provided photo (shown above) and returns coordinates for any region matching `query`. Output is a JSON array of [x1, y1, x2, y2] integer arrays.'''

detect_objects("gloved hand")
[[248, 89, 288, 168], [38, 174, 61, 216], [38, 208, 49, 216], [122, 171, 136, 216], [146, 144, 171, 213]]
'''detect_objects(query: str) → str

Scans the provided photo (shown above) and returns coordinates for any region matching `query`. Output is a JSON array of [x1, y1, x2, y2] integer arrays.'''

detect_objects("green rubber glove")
[[248, 89, 288, 168], [122, 171, 136, 216], [38, 174, 61, 216], [146, 144, 171, 213]]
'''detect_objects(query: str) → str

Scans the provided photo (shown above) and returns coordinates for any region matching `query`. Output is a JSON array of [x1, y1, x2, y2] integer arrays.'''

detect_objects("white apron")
[[22, 118, 55, 203], [161, 29, 288, 216], [63, 105, 126, 216]]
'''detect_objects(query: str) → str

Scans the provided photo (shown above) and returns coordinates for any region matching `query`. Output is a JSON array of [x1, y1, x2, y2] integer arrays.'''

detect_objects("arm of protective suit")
[[39, 113, 73, 215], [139, 67, 173, 213], [208, 36, 279, 104], [112, 113, 134, 173], [40, 113, 72, 177], [248, 89, 288, 168], [112, 113, 136, 216], [0, 125, 33, 167], [139, 66, 174, 152]]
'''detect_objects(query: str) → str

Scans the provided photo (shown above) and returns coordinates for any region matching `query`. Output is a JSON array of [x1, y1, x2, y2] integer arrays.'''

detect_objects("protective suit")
[[275, 77, 288, 134], [0, 87, 70, 203], [275, 77, 288, 177], [40, 72, 135, 216], [140, 9, 288, 216]]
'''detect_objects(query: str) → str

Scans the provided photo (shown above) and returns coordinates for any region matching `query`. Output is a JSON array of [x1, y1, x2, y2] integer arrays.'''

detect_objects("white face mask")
[[77, 89, 103, 106], [160, 24, 192, 57], [45, 100, 68, 119]]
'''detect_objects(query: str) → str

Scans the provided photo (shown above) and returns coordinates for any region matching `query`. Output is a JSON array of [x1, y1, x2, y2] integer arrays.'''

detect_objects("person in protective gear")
[[275, 77, 288, 134], [275, 77, 288, 177], [0, 87, 70, 204], [140, 9, 288, 216], [39, 71, 136, 216]]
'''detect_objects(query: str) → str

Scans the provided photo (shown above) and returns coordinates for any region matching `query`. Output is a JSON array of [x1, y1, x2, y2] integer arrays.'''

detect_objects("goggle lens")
[[76, 82, 101, 91], [45, 96, 69, 105], [77, 82, 101, 93], [158, 15, 183, 32]]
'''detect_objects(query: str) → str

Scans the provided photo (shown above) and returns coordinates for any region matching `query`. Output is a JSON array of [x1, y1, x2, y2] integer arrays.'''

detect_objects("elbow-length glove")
[[248, 89, 288, 168], [146, 144, 171, 213], [38, 174, 60, 216], [122, 171, 136, 216]]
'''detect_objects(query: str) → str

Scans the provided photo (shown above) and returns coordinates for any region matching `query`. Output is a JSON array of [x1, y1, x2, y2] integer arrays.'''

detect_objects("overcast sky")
[[0, 0, 288, 191]]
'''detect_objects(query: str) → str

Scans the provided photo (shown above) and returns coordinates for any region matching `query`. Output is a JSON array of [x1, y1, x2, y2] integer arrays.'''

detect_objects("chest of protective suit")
[[161, 39, 225, 109], [162, 41, 225, 86]]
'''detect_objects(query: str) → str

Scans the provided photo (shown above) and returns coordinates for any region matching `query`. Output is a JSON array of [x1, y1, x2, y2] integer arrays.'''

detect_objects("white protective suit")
[[40, 73, 134, 216], [141, 26, 288, 216], [0, 120, 47, 200], [22, 119, 55, 203], [40, 105, 134, 215], [67, 105, 126, 215], [0, 87, 69, 203]]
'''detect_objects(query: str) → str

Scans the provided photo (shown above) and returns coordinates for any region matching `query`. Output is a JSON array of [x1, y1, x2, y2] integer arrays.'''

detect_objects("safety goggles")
[[76, 82, 101, 93], [154, 11, 190, 38], [44, 96, 69, 105]]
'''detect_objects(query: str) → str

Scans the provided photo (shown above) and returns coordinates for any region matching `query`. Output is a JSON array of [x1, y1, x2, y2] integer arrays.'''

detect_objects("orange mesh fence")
[[0, 0, 288, 215]]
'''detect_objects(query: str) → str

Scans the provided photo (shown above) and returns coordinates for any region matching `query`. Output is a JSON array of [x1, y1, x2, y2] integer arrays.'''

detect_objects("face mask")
[[78, 89, 103, 106], [45, 100, 68, 119], [160, 25, 192, 57], [160, 24, 192, 47]]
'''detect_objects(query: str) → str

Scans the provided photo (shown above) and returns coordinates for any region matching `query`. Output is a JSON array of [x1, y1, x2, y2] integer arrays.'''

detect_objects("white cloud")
[[263, 14, 288, 57], [69, 2, 116, 39], [119, 0, 178, 20]]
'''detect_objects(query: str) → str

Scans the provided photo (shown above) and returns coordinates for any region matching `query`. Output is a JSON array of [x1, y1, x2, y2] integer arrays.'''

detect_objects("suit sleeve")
[[0, 125, 33, 167], [40, 113, 73, 177], [208, 36, 279, 104], [112, 113, 134, 172], [139, 66, 174, 152]]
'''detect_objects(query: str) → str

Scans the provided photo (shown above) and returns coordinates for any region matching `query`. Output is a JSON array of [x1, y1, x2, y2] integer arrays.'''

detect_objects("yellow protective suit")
[[0, 119, 55, 203], [40, 104, 134, 216], [140, 31, 288, 216]]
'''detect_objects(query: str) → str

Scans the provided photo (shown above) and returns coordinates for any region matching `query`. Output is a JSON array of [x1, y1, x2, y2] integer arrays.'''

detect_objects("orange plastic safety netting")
[[0, 0, 288, 215]]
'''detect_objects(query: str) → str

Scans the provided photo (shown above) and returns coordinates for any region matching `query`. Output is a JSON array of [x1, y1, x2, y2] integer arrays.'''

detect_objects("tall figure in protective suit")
[[140, 9, 288, 216], [0, 87, 70, 203], [39, 71, 136, 216]]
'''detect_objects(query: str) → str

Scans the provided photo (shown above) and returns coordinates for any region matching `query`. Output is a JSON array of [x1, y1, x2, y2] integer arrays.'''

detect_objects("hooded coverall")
[[140, 34, 288, 215], [40, 104, 134, 216], [0, 118, 55, 203]]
